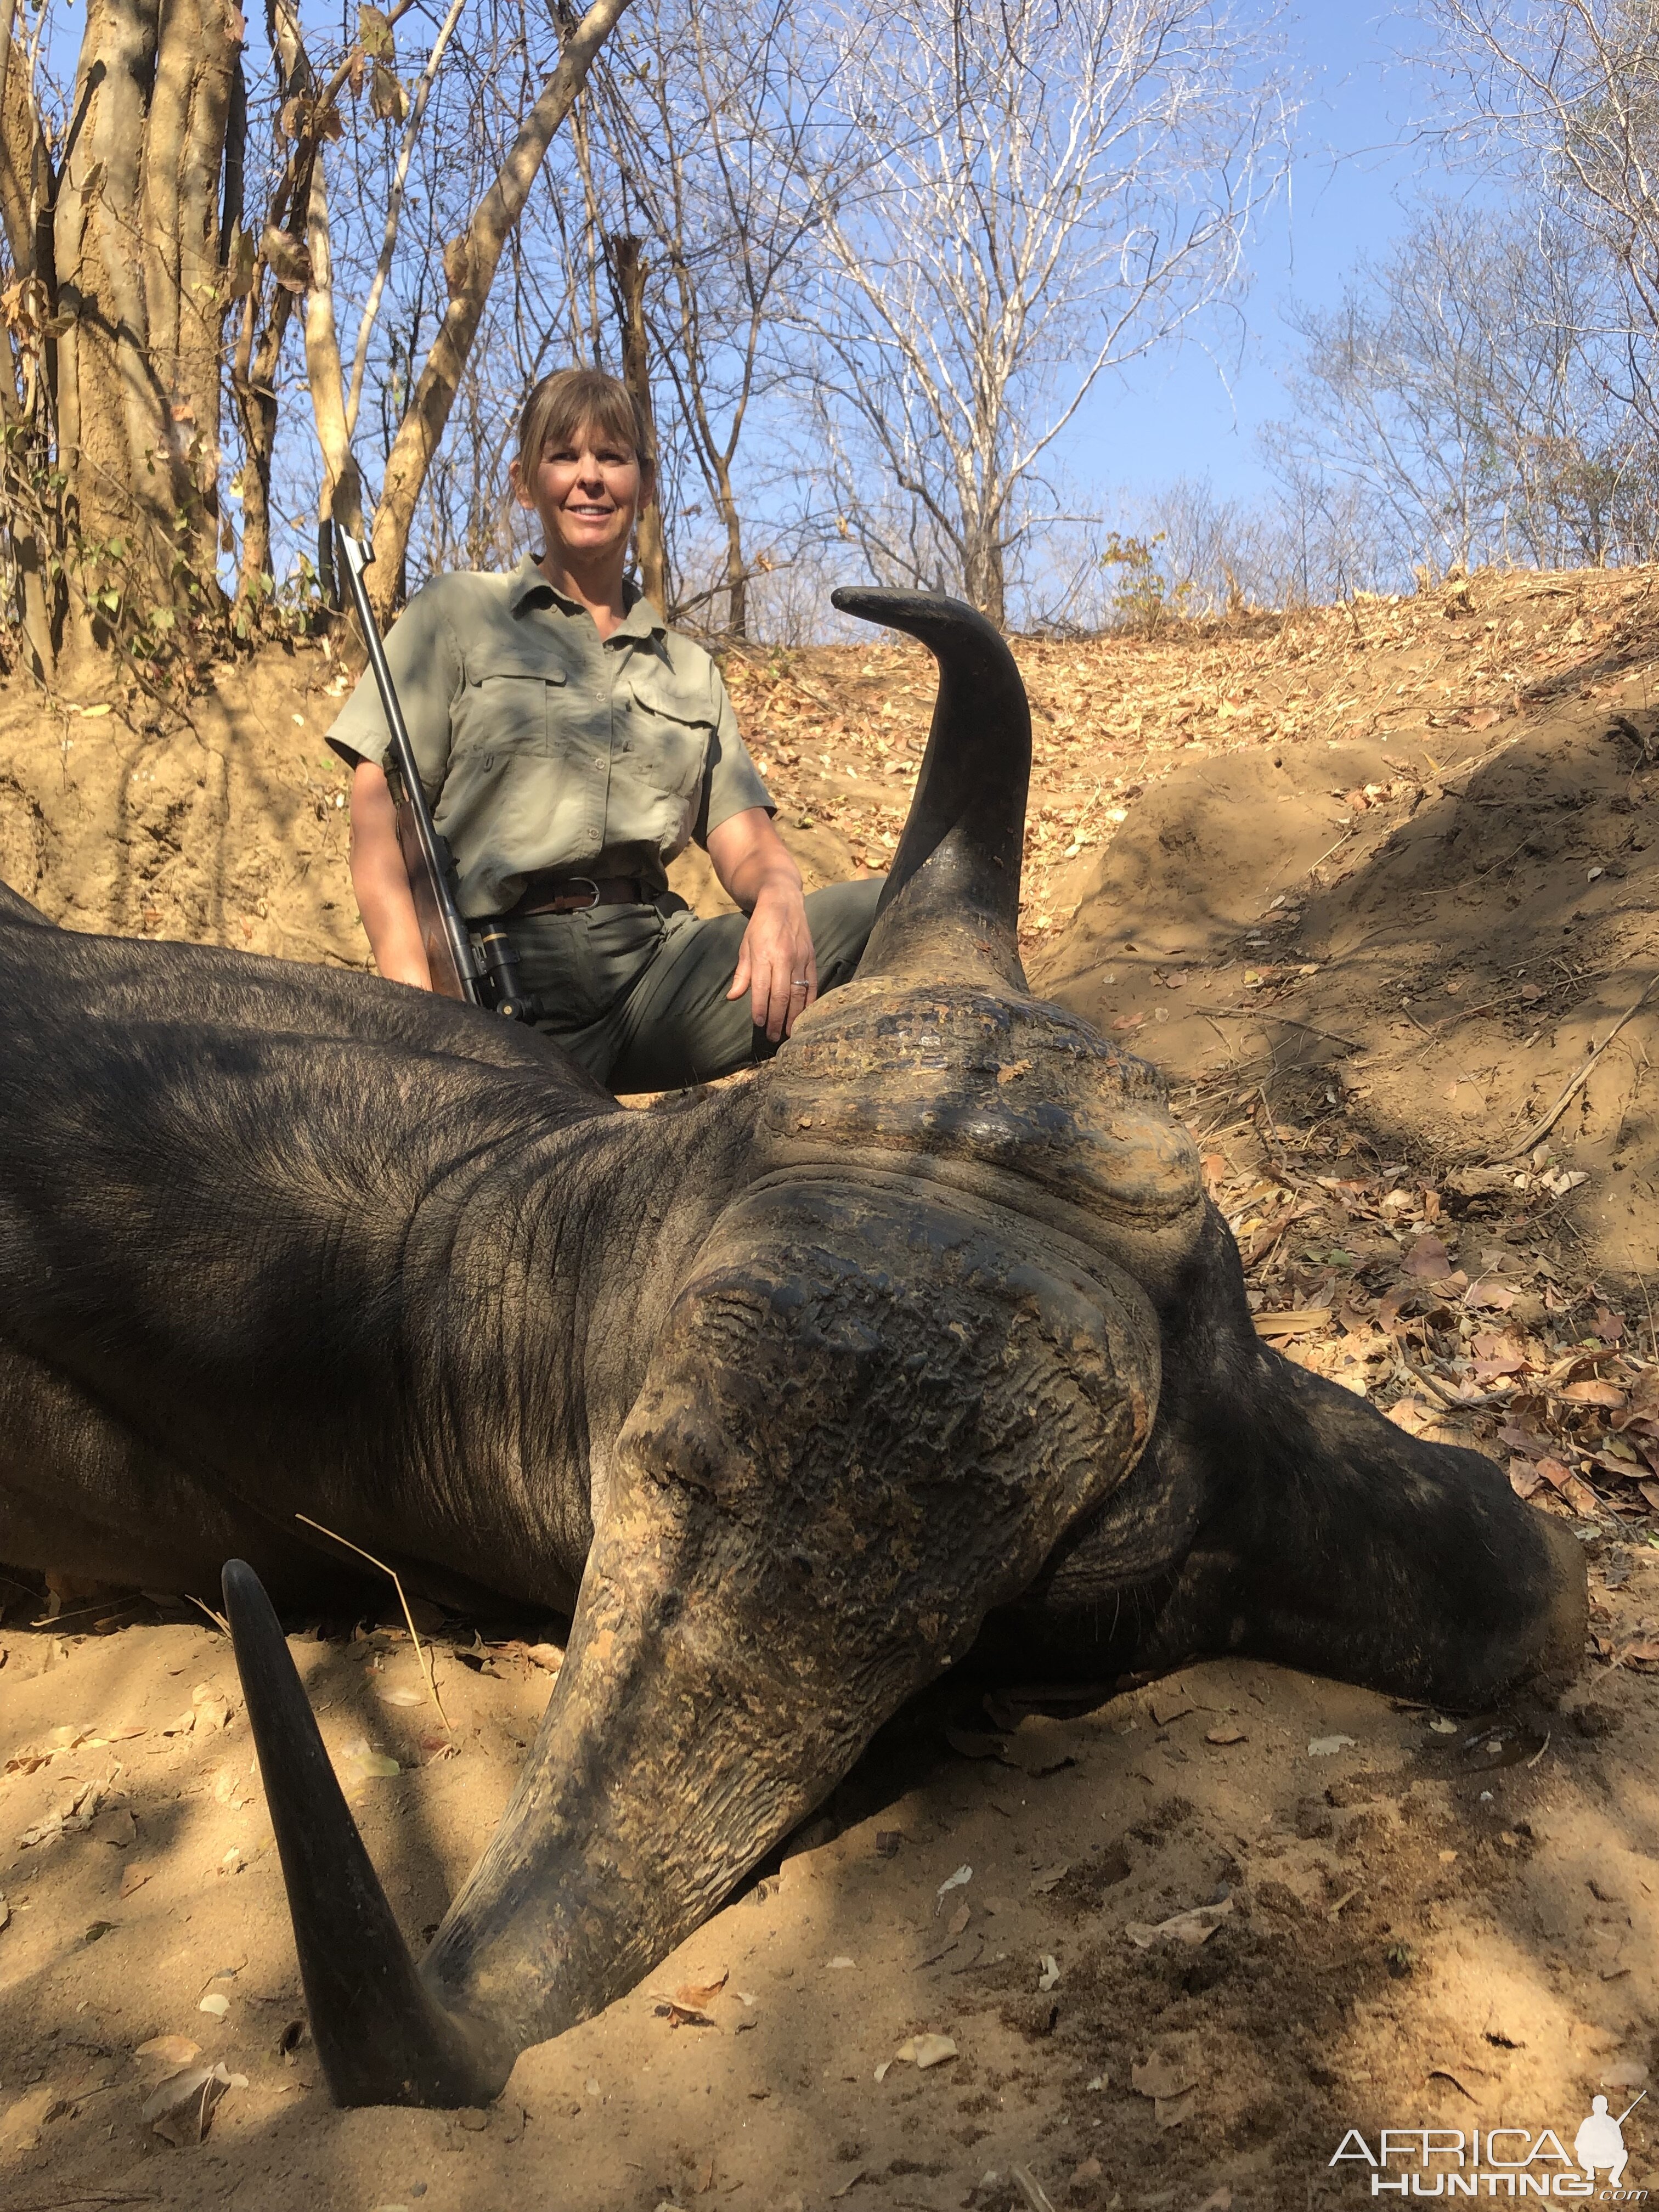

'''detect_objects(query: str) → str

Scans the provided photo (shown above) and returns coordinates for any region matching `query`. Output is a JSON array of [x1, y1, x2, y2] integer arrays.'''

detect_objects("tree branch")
[[369, 0, 634, 612]]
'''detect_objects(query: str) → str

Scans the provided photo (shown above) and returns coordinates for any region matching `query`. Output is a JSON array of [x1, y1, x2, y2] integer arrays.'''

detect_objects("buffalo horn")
[[830, 588, 1031, 988], [221, 1559, 508, 2106]]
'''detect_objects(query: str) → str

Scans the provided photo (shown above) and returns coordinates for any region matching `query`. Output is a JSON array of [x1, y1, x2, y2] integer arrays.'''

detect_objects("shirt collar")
[[508, 552, 668, 642]]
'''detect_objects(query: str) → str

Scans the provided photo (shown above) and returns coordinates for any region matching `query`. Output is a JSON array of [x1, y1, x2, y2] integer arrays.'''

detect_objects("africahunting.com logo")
[[1331, 2095, 1648, 2197]]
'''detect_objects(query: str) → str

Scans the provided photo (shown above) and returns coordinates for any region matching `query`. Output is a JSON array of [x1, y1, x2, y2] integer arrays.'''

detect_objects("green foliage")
[[1096, 529, 1191, 636]]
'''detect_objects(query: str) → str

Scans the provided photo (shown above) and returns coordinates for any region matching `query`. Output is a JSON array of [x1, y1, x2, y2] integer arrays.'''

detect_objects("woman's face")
[[514, 419, 643, 577]]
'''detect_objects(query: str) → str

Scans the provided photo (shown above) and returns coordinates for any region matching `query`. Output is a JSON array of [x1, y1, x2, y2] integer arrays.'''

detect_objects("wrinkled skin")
[[0, 592, 1584, 2108]]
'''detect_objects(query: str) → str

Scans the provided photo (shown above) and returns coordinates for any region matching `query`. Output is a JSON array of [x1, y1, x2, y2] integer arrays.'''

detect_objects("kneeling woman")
[[328, 365, 879, 1092]]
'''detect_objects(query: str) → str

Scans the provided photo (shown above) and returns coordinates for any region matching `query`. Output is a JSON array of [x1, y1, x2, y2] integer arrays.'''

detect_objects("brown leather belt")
[[508, 872, 649, 917]]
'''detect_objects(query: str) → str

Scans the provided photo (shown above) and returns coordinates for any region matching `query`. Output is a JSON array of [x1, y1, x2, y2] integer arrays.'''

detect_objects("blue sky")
[[1079, 1, 1431, 509]]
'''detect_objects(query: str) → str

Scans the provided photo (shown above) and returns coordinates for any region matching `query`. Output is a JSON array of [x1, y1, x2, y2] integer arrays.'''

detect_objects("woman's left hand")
[[729, 880, 817, 1041], [707, 806, 816, 1041]]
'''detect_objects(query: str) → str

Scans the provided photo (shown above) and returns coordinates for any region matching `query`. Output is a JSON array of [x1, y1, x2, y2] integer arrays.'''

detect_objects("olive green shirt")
[[326, 554, 772, 918]]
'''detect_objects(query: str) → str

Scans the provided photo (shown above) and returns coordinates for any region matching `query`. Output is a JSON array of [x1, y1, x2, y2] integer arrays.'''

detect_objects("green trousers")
[[504, 878, 883, 1094]]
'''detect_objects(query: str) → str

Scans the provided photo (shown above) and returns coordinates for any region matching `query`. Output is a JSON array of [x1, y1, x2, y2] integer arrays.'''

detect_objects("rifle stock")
[[392, 793, 474, 1004]]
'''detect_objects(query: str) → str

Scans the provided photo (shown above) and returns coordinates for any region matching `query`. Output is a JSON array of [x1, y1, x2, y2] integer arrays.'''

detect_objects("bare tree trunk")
[[229, 287, 278, 610], [303, 159, 364, 535], [0, 0, 38, 272], [47, 0, 242, 652], [962, 514, 1005, 629], [143, 0, 242, 552], [368, 0, 633, 620], [607, 232, 667, 611], [0, 0, 60, 676], [227, 0, 312, 620], [712, 453, 745, 639]]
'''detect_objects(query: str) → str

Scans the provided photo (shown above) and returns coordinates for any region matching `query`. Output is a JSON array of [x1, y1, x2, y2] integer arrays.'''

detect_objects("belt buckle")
[[563, 876, 601, 912]]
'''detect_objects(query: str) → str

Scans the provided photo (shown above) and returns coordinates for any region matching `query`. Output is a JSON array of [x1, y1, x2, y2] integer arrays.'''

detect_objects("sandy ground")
[[2, 1589, 1655, 2210], [4, 571, 1659, 2207]]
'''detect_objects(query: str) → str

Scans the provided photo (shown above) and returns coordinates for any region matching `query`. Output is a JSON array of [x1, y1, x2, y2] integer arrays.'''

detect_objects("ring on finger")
[[790, 978, 810, 990]]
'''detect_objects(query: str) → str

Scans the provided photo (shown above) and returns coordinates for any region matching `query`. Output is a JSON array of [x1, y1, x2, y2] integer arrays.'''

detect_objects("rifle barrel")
[[335, 532, 483, 1008]]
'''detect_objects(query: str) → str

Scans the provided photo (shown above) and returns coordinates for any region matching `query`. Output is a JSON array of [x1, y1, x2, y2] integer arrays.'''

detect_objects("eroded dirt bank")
[[9, 564, 1659, 1286]]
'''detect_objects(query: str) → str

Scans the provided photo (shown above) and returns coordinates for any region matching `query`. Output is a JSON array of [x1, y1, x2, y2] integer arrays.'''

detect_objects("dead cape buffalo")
[[0, 589, 1584, 2109]]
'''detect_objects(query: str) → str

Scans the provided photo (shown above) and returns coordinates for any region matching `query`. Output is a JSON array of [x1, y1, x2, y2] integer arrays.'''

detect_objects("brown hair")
[[514, 366, 652, 479]]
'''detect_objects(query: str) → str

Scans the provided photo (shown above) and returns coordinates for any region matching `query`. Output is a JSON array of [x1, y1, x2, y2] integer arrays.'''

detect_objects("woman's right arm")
[[348, 760, 433, 989]]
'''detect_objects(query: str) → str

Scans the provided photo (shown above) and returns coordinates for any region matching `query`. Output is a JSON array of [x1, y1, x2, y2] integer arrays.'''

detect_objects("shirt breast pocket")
[[625, 689, 714, 803], [459, 652, 566, 760]]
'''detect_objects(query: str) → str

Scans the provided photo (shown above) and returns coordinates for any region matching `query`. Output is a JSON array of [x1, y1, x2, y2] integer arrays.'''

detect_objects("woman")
[[328, 365, 881, 1092]]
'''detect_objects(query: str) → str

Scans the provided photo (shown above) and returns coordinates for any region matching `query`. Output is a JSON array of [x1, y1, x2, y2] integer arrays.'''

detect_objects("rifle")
[[335, 530, 533, 1023]]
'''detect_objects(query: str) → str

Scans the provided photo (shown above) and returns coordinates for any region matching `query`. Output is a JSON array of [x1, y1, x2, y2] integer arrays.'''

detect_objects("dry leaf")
[[369, 61, 408, 122], [5, 1723, 93, 1774], [339, 1737, 400, 1783], [377, 1687, 422, 1707], [120, 1861, 154, 1899], [1308, 1734, 1357, 1756], [19, 1776, 100, 1847], [1132, 2052, 1198, 2100], [1000, 1716, 1079, 1775], [1405, 1234, 1453, 1279], [1126, 1898, 1233, 1948], [946, 1903, 970, 1937], [143, 2060, 246, 2144], [1205, 1724, 1248, 1746], [1149, 1686, 1195, 1726], [261, 224, 313, 294], [1253, 1307, 1333, 1338], [935, 1864, 972, 1901], [672, 1968, 729, 2009], [198, 1992, 230, 2018], [358, 0, 395, 55], [1537, 1459, 1601, 1516], [137, 2034, 200, 2068], [893, 2032, 957, 2068], [1387, 1397, 1435, 1435], [1508, 1458, 1543, 1500], [1037, 1953, 1061, 1991], [1559, 1379, 1626, 1408]]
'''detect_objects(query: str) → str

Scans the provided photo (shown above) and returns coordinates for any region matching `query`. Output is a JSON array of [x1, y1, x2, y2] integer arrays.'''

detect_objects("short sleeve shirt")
[[325, 554, 772, 918]]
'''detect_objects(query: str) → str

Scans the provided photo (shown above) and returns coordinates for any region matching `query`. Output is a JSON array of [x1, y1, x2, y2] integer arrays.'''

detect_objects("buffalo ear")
[[832, 588, 1030, 990]]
